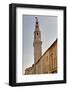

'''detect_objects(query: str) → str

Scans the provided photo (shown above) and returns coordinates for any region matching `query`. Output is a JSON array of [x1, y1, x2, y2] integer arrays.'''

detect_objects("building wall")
[[49, 41, 57, 73], [25, 40, 57, 75]]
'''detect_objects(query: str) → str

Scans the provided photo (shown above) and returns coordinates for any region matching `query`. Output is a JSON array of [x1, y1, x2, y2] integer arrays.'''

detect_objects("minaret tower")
[[33, 17, 42, 64]]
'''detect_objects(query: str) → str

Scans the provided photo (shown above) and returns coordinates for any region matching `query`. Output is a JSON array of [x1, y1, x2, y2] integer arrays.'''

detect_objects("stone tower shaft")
[[33, 17, 42, 64]]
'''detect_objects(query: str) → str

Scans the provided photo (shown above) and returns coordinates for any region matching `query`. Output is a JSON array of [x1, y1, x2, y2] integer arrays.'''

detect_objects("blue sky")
[[23, 15, 57, 74]]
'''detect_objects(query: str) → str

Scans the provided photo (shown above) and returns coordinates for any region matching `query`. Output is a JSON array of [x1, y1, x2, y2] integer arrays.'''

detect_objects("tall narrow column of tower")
[[33, 17, 42, 64]]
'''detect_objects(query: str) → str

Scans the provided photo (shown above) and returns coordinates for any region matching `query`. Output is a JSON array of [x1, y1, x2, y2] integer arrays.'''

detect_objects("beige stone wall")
[[25, 65, 35, 75], [43, 51, 49, 73], [25, 40, 57, 75], [49, 42, 57, 73]]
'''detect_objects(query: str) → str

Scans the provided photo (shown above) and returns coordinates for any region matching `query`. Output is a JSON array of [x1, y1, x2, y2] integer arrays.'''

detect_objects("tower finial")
[[35, 17, 39, 28], [35, 17, 38, 22]]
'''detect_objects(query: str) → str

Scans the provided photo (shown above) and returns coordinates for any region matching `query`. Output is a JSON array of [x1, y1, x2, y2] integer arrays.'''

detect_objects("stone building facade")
[[25, 17, 57, 75]]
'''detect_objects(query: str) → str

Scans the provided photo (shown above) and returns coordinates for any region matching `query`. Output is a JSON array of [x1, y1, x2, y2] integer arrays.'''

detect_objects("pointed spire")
[[35, 17, 39, 31], [35, 17, 38, 24], [35, 17, 39, 28]]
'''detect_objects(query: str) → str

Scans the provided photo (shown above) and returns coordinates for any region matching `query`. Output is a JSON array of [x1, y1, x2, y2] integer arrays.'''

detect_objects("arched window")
[[37, 32, 38, 35]]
